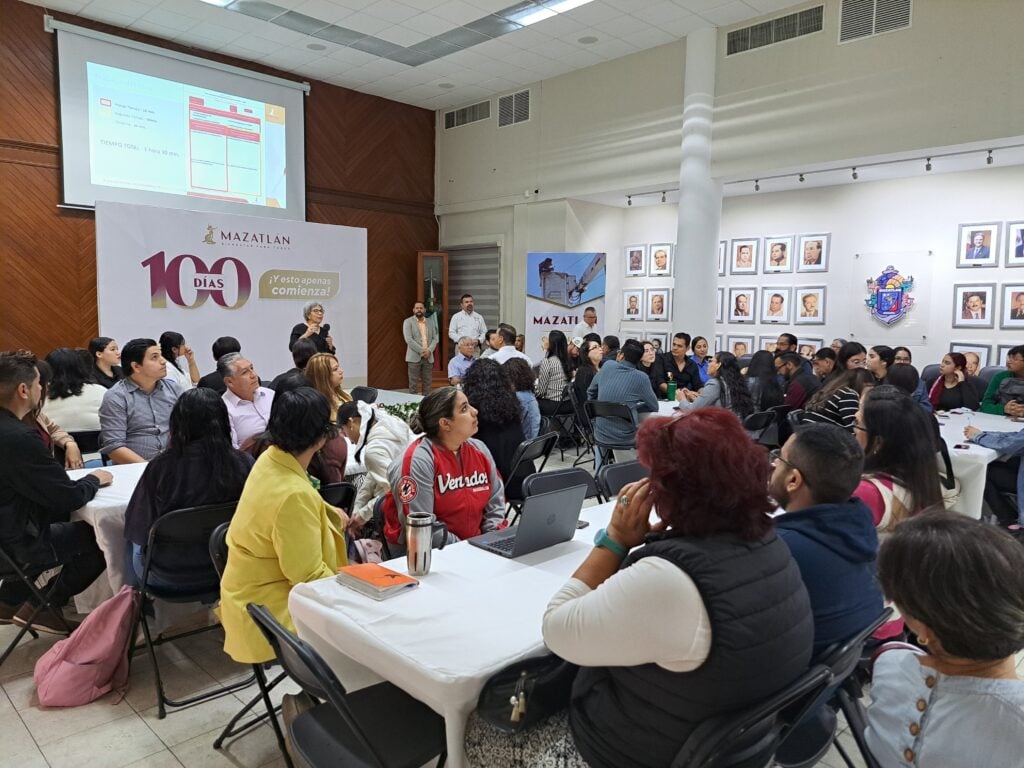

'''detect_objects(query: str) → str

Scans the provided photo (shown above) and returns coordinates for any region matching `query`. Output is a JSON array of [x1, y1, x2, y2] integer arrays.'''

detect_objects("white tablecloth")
[[375, 389, 425, 406], [936, 410, 1019, 518], [289, 501, 617, 768], [67, 462, 147, 612]]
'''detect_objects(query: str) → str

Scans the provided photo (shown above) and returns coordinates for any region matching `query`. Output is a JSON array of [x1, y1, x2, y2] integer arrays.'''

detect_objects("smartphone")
[[953, 444, 970, 450], [576, 520, 590, 530]]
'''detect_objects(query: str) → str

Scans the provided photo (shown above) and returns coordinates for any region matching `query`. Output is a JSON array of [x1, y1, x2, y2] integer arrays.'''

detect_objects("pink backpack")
[[34, 585, 141, 707]]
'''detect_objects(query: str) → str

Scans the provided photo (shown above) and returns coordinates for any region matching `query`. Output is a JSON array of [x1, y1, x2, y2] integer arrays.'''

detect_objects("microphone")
[[322, 323, 331, 335]]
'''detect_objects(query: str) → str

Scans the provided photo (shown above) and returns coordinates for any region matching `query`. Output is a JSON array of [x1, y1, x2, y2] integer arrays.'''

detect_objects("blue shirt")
[[447, 354, 474, 382], [516, 391, 541, 440], [586, 360, 658, 445], [99, 377, 180, 460]]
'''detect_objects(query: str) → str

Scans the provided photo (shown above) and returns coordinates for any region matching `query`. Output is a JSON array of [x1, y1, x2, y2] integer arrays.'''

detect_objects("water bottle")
[[405, 512, 448, 576], [666, 381, 678, 402]]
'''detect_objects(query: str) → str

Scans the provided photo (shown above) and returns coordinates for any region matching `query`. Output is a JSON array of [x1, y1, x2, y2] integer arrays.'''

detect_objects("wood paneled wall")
[[0, 0, 437, 389]]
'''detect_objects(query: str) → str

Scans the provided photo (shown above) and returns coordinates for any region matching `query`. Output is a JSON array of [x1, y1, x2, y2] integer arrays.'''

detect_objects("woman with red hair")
[[928, 353, 980, 411], [465, 408, 814, 767]]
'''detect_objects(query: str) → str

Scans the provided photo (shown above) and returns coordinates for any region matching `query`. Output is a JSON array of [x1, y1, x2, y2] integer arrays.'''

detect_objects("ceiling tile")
[[290, 0, 355, 22], [464, 14, 522, 38], [431, 0, 485, 25], [465, 0, 512, 13], [337, 9, 392, 33], [261, 46, 325, 67], [593, 13, 651, 36], [745, 0, 799, 10], [375, 23, 431, 45], [128, 19, 183, 38], [496, 26, 552, 49], [619, 24, 675, 47], [141, 6, 204, 28], [672, 0, 736, 11], [84, 0, 152, 19], [633, 0, 691, 26], [595, 0, 663, 12], [256, 18, 315, 40], [179, 21, 245, 44], [562, 0, 620, 25], [400, 12, 457, 35], [294, 57, 346, 77], [696, 0, 758, 25], [396, 0, 449, 9], [80, 6, 142, 25], [362, 0, 420, 23], [579, 36, 640, 58], [535, 12, 587, 37], [161, 0, 224, 20], [469, 36, 521, 59], [375, 66, 438, 87], [228, 0, 290, 21], [272, 9, 332, 33], [313, 24, 368, 43], [326, 45, 380, 64], [659, 12, 707, 35], [350, 56, 410, 76], [41, 0, 89, 12]]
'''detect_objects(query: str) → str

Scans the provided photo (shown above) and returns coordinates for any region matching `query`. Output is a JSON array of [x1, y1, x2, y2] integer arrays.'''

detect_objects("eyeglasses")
[[852, 423, 868, 432], [769, 449, 810, 485]]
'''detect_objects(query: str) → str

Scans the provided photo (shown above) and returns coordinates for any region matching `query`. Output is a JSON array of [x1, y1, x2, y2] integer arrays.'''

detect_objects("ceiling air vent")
[[727, 5, 823, 55], [444, 100, 491, 130], [840, 0, 911, 42], [498, 90, 530, 127]]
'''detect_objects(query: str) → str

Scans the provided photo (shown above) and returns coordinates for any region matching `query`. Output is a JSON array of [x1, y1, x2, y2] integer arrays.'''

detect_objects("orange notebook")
[[336, 563, 419, 601]]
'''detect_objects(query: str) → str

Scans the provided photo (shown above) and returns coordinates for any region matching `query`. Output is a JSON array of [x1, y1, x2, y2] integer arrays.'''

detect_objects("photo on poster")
[[718, 241, 727, 276], [798, 338, 823, 359], [647, 331, 668, 351], [997, 344, 1016, 367], [1006, 221, 1024, 268], [1000, 284, 1024, 329], [648, 244, 673, 276], [763, 236, 795, 274], [956, 223, 999, 268], [794, 286, 826, 325], [646, 288, 672, 321], [796, 234, 830, 273], [622, 289, 644, 320], [716, 287, 724, 323], [526, 251, 607, 358], [727, 335, 754, 358], [952, 283, 995, 328], [949, 342, 990, 369], [624, 244, 646, 277], [760, 287, 792, 324], [758, 335, 778, 354], [728, 287, 756, 323], [730, 239, 758, 275]]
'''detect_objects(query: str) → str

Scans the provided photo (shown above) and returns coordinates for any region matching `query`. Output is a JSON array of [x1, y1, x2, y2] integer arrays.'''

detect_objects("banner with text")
[[526, 252, 606, 357], [96, 201, 367, 381]]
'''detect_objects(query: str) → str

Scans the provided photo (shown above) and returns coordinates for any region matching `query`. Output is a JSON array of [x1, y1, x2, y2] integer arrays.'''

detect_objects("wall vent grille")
[[840, 0, 911, 42], [498, 90, 530, 127], [727, 5, 823, 55], [443, 100, 491, 129]]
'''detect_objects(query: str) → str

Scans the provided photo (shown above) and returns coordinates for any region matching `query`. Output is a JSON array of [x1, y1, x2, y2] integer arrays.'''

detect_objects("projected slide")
[[86, 63, 287, 208]]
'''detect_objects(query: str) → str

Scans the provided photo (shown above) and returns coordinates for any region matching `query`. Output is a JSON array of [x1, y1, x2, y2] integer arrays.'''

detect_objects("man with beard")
[[403, 301, 438, 394]]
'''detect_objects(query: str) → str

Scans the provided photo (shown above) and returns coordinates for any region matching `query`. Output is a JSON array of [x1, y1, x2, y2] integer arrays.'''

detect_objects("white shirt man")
[[573, 307, 600, 339], [219, 353, 274, 448], [490, 328, 533, 366], [448, 294, 487, 347]]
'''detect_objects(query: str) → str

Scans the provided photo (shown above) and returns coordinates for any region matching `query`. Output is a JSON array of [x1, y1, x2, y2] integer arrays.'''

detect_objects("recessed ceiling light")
[[439, 82, 455, 89], [306, 43, 326, 50], [578, 35, 598, 44]]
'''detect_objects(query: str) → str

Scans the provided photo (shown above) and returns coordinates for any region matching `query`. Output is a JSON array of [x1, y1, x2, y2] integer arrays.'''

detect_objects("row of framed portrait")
[[718, 286, 826, 325], [949, 342, 1020, 369], [624, 243, 674, 277], [621, 288, 672, 321], [716, 335, 824, 359], [955, 221, 1024, 269], [718, 234, 830, 276], [950, 283, 1024, 329]]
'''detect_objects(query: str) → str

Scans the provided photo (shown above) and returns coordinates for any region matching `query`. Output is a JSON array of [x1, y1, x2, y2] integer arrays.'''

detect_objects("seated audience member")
[[866, 513, 1024, 768], [123, 388, 253, 588], [812, 347, 836, 380], [462, 358, 528, 486], [270, 337, 316, 391], [601, 335, 621, 366], [220, 388, 348, 664], [677, 352, 755, 420], [573, 340, 602, 404], [289, 301, 335, 354], [100, 338, 179, 463], [886, 355, 933, 413], [384, 387, 504, 548], [852, 386, 942, 532], [803, 368, 875, 429], [197, 336, 241, 394], [690, 336, 712, 385], [302, 353, 351, 482], [638, 340, 661, 397], [568, 336, 583, 373], [447, 336, 476, 385], [159, 331, 199, 391], [830, 338, 847, 353], [588, 339, 658, 463], [466, 409, 814, 767], [506, 358, 541, 440], [490, 328, 533, 366], [480, 329, 500, 358], [746, 350, 784, 411], [88, 336, 123, 389], [771, 425, 883, 655], [981, 344, 1024, 416], [338, 401, 413, 532], [536, 330, 573, 414], [776, 352, 821, 408], [928, 353, 980, 411], [219, 353, 274, 450], [0, 351, 111, 631], [26, 361, 85, 469], [835, 341, 867, 373], [43, 347, 106, 433], [867, 345, 895, 382], [893, 346, 912, 366], [657, 333, 702, 395], [964, 421, 1024, 532], [774, 333, 813, 376]]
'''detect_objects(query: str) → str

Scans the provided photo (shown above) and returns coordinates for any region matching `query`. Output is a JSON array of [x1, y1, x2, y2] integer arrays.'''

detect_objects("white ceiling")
[[25, 0, 798, 110]]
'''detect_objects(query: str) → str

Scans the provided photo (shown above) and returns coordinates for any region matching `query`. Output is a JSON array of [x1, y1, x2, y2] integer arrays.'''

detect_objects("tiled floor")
[[3, 444, 1022, 768]]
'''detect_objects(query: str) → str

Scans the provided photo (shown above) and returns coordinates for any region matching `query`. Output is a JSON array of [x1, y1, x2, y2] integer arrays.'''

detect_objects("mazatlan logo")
[[205, 223, 291, 249]]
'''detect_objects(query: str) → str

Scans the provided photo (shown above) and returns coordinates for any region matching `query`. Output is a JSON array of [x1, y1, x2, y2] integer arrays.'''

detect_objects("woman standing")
[[929, 353, 980, 411], [690, 336, 711, 385], [89, 336, 123, 389], [677, 352, 755, 420], [159, 331, 199, 391], [43, 348, 107, 432], [289, 301, 335, 354], [536, 330, 573, 415], [867, 345, 895, 382]]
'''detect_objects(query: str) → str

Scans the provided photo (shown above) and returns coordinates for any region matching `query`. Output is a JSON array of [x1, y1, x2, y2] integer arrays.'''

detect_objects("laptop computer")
[[469, 485, 588, 558]]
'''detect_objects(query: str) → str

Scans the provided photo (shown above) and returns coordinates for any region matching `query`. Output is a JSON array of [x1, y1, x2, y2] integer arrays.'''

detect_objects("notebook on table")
[[469, 485, 587, 559]]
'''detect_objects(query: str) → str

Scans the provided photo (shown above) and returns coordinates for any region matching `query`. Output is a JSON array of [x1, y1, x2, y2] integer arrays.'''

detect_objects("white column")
[[673, 26, 722, 340]]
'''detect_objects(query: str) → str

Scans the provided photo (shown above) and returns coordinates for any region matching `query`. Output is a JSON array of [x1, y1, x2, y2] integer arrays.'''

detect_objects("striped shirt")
[[536, 356, 569, 401], [804, 387, 859, 430]]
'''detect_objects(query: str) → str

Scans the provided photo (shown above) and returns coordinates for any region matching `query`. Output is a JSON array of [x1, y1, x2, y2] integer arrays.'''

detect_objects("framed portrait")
[[1006, 221, 1024, 268], [714, 334, 724, 352], [727, 335, 754, 358], [645, 288, 672, 321], [624, 244, 646, 277], [648, 244, 673, 277], [956, 222, 999, 268], [997, 344, 1016, 367], [794, 286, 826, 325], [797, 338, 823, 359], [716, 287, 724, 323], [759, 287, 792, 324], [758, 335, 778, 354], [647, 332, 668, 352], [952, 283, 995, 328], [622, 289, 644, 320], [730, 238, 759, 275], [763, 235, 795, 274], [728, 287, 756, 324], [796, 233, 830, 273], [1001, 284, 1024, 329], [949, 342, 990, 369], [718, 241, 727, 276]]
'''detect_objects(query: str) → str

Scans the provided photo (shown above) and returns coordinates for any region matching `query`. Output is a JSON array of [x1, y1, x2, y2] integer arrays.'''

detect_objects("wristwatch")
[[593, 527, 628, 558]]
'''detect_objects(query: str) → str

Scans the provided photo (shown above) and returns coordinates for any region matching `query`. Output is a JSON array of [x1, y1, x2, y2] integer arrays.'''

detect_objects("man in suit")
[[404, 301, 438, 395], [962, 293, 987, 320], [965, 232, 990, 260], [1012, 293, 1024, 321]]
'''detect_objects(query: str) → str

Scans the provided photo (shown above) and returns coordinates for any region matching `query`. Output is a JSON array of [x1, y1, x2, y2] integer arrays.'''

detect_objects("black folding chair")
[[319, 482, 356, 512], [543, 385, 579, 460], [671, 664, 833, 768], [584, 400, 638, 467], [0, 542, 74, 667], [68, 429, 111, 465], [771, 405, 795, 447], [247, 603, 448, 768], [596, 459, 650, 499], [136, 502, 253, 719], [568, 385, 596, 468], [787, 409, 812, 432], [351, 386, 379, 404], [208, 524, 292, 765], [521, 468, 604, 508], [503, 432, 559, 520], [743, 410, 778, 449]]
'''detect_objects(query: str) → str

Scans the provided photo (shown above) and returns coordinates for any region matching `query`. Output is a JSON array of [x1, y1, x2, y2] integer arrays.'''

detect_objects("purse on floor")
[[476, 654, 579, 734]]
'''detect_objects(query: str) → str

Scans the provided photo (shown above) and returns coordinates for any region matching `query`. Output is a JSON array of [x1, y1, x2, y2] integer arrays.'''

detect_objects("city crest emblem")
[[864, 266, 915, 326]]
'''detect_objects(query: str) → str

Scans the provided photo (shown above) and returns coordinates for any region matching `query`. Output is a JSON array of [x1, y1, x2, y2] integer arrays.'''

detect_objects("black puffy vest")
[[568, 531, 813, 768]]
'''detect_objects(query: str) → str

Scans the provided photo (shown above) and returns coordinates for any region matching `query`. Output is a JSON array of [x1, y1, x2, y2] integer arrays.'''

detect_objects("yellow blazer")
[[220, 445, 347, 663]]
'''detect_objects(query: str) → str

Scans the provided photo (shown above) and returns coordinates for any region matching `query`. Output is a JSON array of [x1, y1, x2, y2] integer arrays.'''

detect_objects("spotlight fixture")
[[661, 191, 666, 203], [851, 167, 858, 180], [754, 179, 760, 192], [798, 173, 805, 183], [987, 150, 993, 165], [925, 157, 932, 171], [627, 195, 632, 206]]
